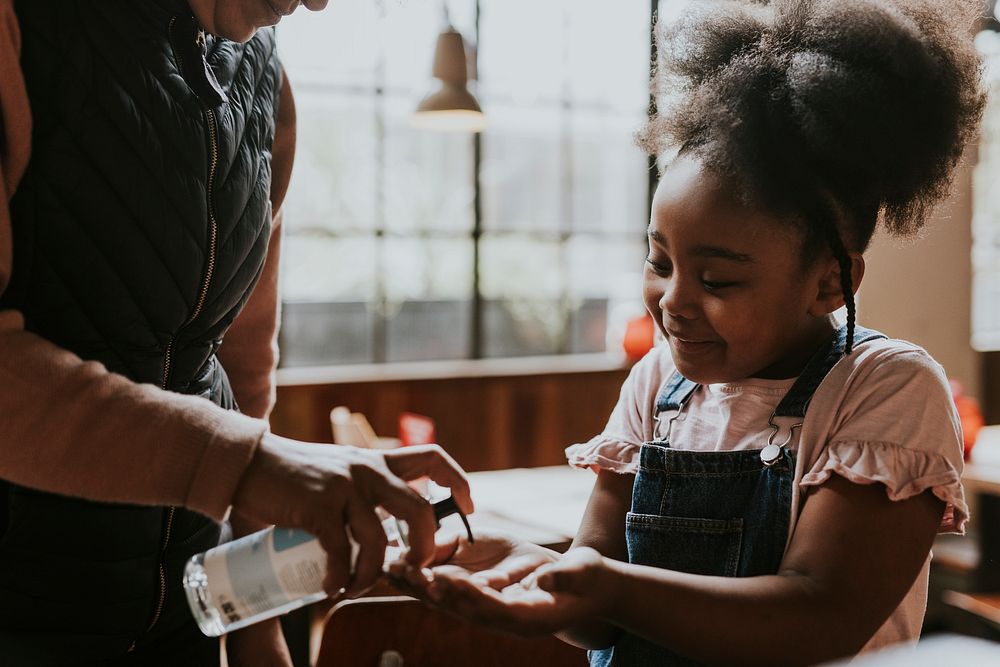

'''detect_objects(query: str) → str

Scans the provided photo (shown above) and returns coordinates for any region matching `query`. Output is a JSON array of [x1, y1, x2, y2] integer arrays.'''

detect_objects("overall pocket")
[[626, 512, 743, 576]]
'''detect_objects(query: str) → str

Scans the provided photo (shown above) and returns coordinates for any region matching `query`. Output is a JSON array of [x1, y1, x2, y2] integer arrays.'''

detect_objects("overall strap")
[[655, 371, 699, 412], [773, 324, 887, 418]]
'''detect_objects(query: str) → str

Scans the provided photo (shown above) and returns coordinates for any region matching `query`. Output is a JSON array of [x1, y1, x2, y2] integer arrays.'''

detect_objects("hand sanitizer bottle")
[[183, 496, 471, 636]]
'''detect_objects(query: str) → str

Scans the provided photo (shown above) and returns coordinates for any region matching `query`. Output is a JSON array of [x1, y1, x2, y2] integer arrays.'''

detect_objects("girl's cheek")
[[702, 302, 743, 338], [642, 284, 661, 314]]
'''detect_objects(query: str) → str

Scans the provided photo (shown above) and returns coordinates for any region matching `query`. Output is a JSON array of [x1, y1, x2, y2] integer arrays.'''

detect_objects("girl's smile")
[[644, 155, 851, 384], [667, 336, 720, 356]]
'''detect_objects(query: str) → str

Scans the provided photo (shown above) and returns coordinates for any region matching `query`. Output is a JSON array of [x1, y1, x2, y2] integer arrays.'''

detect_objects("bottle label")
[[202, 528, 325, 625]]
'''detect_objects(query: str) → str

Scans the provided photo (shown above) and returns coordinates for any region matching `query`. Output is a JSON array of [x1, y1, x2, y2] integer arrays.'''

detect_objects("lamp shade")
[[412, 83, 485, 132], [412, 26, 485, 132], [431, 28, 470, 84]]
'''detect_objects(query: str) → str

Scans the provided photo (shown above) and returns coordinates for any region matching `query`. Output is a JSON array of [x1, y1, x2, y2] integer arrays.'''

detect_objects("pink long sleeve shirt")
[[0, 0, 294, 522]]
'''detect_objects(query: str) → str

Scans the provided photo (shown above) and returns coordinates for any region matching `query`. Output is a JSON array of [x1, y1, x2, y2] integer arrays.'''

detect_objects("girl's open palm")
[[436, 530, 559, 590], [390, 530, 557, 595], [392, 537, 608, 637], [427, 547, 607, 636]]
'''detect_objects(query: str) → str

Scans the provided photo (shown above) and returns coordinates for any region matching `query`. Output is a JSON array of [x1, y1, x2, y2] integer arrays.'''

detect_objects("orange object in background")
[[399, 412, 437, 447], [399, 412, 437, 496], [950, 380, 984, 461], [623, 313, 655, 362]]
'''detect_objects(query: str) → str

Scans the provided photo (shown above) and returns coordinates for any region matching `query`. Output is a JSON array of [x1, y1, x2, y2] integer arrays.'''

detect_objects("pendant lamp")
[[412, 25, 486, 132]]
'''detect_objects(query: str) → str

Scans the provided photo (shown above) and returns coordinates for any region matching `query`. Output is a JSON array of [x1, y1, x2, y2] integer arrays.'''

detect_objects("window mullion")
[[373, 23, 388, 364], [471, 0, 484, 360]]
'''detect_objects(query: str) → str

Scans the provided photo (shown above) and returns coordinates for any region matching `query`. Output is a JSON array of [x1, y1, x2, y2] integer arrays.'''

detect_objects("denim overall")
[[591, 325, 885, 666]]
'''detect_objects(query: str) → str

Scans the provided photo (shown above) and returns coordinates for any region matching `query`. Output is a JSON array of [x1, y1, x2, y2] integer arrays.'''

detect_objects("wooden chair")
[[314, 596, 587, 667]]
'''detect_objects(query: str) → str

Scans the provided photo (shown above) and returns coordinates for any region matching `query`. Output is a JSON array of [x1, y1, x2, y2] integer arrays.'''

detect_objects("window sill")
[[275, 352, 631, 386]]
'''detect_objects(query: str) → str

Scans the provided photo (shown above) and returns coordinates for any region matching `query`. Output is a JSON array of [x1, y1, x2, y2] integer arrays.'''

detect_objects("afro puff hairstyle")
[[638, 0, 986, 351]]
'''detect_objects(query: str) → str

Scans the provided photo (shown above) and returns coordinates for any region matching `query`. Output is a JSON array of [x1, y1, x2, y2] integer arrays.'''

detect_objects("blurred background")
[[276, 0, 656, 366], [268, 1, 1000, 659]]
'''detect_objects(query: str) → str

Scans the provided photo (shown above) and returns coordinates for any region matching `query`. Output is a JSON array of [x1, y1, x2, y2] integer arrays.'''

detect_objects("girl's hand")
[[402, 546, 612, 637], [534, 546, 609, 597], [389, 529, 558, 597], [438, 530, 560, 589]]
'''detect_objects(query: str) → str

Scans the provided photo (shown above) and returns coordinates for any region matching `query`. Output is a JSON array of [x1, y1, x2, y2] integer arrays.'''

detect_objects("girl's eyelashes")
[[645, 257, 739, 291], [645, 255, 742, 292], [645, 257, 671, 276], [701, 280, 738, 291]]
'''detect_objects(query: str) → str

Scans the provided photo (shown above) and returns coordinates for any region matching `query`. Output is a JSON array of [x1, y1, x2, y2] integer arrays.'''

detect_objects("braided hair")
[[638, 0, 986, 354]]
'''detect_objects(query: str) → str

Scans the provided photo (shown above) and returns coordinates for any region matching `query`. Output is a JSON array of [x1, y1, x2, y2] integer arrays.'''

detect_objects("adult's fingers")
[[343, 498, 387, 598], [430, 534, 460, 565], [383, 445, 474, 514], [361, 469, 439, 566], [317, 518, 354, 596]]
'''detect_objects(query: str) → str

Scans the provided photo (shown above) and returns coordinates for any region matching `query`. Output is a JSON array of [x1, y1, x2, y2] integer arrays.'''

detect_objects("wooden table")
[[941, 590, 1000, 626], [938, 462, 1000, 629], [441, 465, 596, 551], [962, 462, 1000, 495], [962, 462, 1000, 590]]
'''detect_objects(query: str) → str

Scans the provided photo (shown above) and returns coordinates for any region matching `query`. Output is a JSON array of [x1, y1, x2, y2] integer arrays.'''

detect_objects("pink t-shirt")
[[566, 336, 967, 652]]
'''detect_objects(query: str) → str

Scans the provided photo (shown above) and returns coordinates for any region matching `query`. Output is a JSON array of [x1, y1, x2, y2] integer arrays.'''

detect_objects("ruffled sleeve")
[[566, 345, 675, 474], [566, 434, 642, 474], [798, 341, 968, 534], [801, 440, 967, 533]]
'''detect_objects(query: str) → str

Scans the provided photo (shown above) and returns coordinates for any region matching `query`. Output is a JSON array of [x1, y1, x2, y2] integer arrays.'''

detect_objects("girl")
[[394, 0, 985, 664]]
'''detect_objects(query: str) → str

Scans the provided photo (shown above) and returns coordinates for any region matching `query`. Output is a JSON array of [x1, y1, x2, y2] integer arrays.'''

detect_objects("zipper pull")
[[194, 27, 226, 107], [173, 15, 227, 107]]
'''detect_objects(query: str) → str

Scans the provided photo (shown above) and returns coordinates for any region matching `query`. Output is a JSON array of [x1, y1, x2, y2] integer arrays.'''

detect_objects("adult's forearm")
[[0, 310, 266, 520]]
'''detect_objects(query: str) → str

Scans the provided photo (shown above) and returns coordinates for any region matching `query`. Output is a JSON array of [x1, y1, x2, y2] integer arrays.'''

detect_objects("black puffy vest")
[[0, 0, 281, 660]]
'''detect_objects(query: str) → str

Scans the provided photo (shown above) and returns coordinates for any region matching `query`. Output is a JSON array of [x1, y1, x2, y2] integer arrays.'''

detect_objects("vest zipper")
[[159, 98, 219, 389], [129, 16, 221, 651], [163, 17, 221, 350]]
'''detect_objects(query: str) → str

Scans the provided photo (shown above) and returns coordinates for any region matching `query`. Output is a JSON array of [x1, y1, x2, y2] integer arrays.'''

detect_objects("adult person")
[[0, 1, 472, 664]]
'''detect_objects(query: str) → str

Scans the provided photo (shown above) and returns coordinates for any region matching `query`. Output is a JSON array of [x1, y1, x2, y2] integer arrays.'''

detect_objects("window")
[[277, 1, 654, 367], [973, 22, 1000, 350]]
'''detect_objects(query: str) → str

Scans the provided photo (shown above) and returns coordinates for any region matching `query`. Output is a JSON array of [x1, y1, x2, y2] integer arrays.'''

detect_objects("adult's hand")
[[231, 433, 473, 598]]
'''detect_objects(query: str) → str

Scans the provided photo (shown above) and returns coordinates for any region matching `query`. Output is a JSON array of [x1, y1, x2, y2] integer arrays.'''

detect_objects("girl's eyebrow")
[[647, 230, 755, 264], [692, 245, 755, 263]]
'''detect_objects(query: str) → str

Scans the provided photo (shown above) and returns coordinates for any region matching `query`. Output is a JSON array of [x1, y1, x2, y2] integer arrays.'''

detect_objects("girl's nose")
[[659, 276, 697, 320]]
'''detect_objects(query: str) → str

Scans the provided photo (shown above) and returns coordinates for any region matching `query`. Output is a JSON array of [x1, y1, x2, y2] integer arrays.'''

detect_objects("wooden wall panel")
[[269, 369, 631, 472]]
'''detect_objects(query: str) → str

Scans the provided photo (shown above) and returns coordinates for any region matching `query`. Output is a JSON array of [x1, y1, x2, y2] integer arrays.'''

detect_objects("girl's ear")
[[809, 251, 865, 316]]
